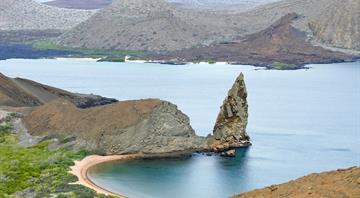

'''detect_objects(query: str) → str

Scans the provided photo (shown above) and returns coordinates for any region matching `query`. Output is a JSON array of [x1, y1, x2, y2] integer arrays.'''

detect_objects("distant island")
[[0, 0, 359, 69]]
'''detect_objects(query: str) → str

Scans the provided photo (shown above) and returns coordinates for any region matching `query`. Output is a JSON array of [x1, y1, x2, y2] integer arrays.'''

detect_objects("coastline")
[[70, 154, 143, 198]]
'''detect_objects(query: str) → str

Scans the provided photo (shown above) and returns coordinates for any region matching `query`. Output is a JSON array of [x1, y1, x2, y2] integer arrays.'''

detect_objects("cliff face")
[[24, 99, 206, 155], [208, 73, 250, 151]]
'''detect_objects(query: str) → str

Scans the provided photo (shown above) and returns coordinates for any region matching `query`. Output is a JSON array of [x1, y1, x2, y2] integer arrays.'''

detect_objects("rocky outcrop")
[[24, 99, 206, 155], [220, 149, 236, 157], [208, 72, 250, 151], [233, 167, 360, 198], [0, 73, 117, 108]]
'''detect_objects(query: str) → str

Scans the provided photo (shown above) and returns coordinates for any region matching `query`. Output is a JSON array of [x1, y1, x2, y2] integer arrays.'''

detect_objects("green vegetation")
[[0, 114, 112, 198], [191, 60, 217, 64], [98, 56, 125, 62], [271, 62, 298, 70], [32, 40, 144, 60]]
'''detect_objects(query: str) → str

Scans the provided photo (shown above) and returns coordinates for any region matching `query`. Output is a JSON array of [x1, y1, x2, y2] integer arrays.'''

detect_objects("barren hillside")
[[250, 0, 360, 50], [57, 0, 359, 51], [234, 167, 360, 198], [0, 0, 95, 31], [152, 14, 355, 67], [57, 0, 251, 51]]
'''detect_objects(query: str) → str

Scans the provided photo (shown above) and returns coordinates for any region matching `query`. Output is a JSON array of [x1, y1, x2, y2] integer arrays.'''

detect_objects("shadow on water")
[[212, 148, 252, 195]]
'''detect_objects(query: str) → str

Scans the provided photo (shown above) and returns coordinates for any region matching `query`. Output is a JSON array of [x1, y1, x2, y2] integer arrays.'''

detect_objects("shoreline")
[[1, 55, 359, 71], [70, 154, 143, 198]]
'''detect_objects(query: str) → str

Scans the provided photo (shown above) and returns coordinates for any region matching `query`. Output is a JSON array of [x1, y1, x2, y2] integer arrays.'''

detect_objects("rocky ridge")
[[0, 73, 117, 108]]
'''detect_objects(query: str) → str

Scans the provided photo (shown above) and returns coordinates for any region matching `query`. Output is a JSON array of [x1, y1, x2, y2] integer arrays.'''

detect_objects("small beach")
[[70, 155, 143, 198]]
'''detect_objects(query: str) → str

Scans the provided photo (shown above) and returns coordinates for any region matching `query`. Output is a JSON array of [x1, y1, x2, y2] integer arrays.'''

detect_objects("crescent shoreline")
[[70, 154, 144, 198]]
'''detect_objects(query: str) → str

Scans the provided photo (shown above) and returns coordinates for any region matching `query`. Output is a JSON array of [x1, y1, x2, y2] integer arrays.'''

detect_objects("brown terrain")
[[0, 73, 206, 155], [234, 167, 360, 198], [44, 0, 112, 9], [151, 13, 356, 68], [23, 99, 206, 155], [0, 73, 117, 108]]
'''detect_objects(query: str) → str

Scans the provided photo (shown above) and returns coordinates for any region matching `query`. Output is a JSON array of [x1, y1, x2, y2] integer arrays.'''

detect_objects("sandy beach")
[[70, 154, 143, 197]]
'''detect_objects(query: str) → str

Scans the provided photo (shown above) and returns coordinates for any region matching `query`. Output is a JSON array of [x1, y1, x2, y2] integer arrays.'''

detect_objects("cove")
[[0, 59, 359, 198]]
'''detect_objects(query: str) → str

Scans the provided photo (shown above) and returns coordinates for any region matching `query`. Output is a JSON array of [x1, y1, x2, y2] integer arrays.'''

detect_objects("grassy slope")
[[33, 40, 144, 61], [0, 114, 111, 198]]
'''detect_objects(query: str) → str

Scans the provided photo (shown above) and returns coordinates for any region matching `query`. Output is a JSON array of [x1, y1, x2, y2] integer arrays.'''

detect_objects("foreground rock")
[[208, 72, 250, 151], [24, 99, 206, 155], [0, 73, 117, 108], [233, 167, 360, 198]]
